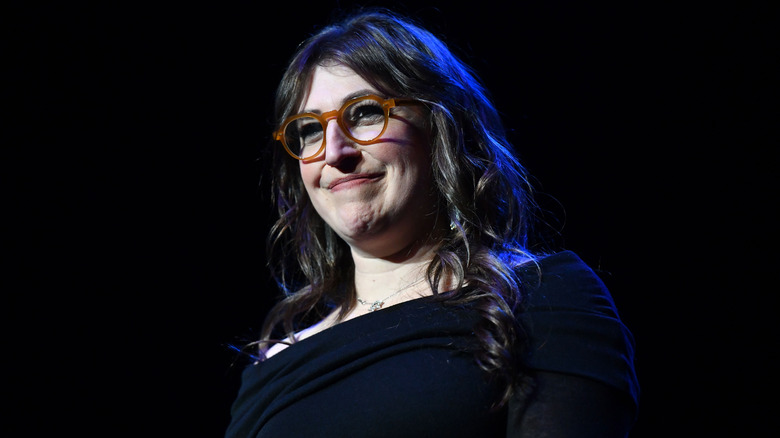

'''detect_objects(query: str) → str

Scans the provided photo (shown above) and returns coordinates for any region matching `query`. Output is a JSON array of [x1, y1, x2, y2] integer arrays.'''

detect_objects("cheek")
[[401, 139, 433, 184], [298, 162, 319, 192]]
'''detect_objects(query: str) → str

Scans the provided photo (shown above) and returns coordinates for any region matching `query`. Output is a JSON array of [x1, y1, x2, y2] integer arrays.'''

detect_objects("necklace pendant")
[[368, 301, 384, 312]]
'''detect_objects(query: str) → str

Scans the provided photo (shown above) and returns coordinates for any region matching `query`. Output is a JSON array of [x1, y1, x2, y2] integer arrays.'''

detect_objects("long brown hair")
[[260, 8, 543, 406]]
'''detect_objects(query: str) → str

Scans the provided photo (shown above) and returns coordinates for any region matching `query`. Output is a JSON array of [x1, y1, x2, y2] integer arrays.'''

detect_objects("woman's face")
[[297, 64, 436, 258]]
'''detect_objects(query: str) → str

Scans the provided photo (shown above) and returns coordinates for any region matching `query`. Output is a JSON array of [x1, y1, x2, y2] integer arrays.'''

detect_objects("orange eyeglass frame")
[[273, 94, 421, 160]]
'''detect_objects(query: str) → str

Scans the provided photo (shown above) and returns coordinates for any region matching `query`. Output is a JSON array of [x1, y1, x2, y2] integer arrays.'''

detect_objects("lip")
[[326, 173, 383, 191]]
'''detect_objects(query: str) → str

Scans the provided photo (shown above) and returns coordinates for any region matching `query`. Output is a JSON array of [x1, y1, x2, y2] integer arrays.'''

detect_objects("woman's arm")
[[507, 370, 636, 438]]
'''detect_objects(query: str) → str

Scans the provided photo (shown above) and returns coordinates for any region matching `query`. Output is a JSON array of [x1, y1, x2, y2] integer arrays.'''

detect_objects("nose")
[[323, 117, 360, 167]]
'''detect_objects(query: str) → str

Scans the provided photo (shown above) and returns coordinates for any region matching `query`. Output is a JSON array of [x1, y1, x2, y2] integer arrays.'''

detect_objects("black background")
[[7, 1, 777, 436]]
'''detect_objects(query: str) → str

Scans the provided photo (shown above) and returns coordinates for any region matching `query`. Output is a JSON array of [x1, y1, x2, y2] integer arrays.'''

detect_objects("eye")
[[284, 117, 323, 154], [344, 100, 385, 127], [298, 119, 323, 142]]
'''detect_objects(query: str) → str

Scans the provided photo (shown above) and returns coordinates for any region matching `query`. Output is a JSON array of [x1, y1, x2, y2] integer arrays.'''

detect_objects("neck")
[[350, 238, 438, 304]]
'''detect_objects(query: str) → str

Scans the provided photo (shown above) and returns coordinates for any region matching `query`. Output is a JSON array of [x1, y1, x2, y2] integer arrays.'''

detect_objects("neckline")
[[260, 294, 439, 365], [256, 251, 571, 366]]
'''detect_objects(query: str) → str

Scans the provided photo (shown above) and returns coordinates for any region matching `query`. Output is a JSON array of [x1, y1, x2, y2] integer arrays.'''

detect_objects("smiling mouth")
[[327, 173, 383, 191]]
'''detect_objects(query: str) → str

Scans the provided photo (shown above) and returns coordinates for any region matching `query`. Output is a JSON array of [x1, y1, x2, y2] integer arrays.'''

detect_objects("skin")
[[298, 64, 438, 260], [299, 64, 445, 308], [280, 64, 448, 342], [263, 65, 531, 361], [265, 64, 444, 357]]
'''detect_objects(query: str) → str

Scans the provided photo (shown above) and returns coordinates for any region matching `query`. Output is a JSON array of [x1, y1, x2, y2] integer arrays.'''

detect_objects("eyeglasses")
[[273, 94, 420, 160]]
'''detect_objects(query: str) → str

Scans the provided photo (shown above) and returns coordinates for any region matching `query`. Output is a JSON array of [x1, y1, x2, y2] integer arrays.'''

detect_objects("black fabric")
[[506, 371, 637, 438], [225, 251, 639, 437]]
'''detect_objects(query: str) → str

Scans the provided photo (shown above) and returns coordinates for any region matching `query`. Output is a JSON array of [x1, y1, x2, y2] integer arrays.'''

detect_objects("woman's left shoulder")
[[514, 250, 618, 312], [515, 250, 597, 277], [514, 250, 640, 411]]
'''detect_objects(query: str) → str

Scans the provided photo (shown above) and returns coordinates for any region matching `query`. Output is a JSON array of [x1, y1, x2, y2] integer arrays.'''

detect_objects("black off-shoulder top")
[[225, 251, 639, 437]]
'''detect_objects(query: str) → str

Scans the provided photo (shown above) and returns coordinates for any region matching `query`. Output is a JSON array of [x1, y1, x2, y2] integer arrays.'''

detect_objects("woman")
[[226, 9, 638, 437]]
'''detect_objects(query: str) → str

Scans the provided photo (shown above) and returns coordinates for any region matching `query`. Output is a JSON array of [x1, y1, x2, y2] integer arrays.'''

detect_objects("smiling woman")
[[225, 8, 638, 438], [298, 64, 436, 258]]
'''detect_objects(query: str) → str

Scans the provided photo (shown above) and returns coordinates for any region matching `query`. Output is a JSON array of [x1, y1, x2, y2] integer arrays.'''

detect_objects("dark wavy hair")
[[259, 8, 543, 406]]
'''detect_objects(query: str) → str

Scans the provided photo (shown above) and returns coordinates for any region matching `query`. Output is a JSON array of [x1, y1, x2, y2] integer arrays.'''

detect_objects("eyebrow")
[[301, 88, 380, 114]]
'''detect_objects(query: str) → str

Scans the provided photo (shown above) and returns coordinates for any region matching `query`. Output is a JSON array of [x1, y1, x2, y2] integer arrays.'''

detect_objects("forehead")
[[300, 64, 379, 113]]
